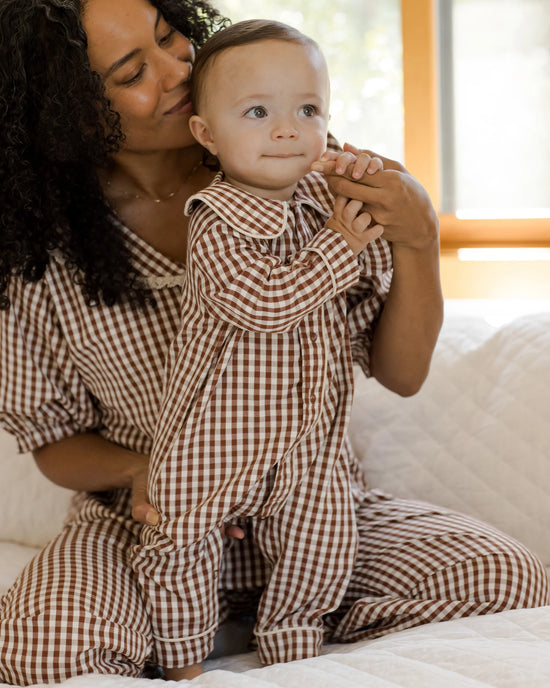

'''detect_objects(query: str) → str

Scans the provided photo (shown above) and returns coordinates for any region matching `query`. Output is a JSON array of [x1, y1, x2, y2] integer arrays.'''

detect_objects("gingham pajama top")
[[133, 171, 386, 666]]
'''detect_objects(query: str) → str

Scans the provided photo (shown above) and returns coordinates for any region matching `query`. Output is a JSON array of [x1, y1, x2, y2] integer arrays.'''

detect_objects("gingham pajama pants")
[[1, 483, 548, 685]]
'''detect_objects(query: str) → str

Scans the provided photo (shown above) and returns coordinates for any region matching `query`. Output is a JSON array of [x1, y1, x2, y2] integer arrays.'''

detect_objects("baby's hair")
[[191, 19, 321, 113]]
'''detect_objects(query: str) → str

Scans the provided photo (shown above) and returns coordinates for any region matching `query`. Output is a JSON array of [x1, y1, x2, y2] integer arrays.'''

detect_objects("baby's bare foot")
[[164, 663, 204, 680]]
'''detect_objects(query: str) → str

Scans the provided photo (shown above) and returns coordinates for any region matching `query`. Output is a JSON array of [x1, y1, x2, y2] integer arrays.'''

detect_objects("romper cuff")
[[154, 624, 218, 668], [305, 227, 360, 296], [255, 626, 323, 665]]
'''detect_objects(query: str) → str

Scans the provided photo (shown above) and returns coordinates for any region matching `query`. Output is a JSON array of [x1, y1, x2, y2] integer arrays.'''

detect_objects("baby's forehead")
[[196, 38, 330, 112], [212, 38, 326, 74]]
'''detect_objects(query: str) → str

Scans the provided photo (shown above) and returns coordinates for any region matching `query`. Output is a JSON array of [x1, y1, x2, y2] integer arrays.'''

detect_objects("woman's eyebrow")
[[104, 48, 141, 79], [103, 11, 162, 79]]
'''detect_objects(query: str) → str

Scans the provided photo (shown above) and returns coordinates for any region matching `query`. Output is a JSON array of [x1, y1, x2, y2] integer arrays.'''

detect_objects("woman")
[[0, 0, 547, 684]]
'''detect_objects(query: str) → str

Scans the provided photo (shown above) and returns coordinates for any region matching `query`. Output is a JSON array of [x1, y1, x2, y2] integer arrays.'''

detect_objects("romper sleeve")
[[347, 236, 393, 377], [0, 276, 102, 454], [191, 216, 360, 334]]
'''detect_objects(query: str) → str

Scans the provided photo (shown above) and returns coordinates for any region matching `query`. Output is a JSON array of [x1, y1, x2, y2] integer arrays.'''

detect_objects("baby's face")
[[194, 39, 330, 200]]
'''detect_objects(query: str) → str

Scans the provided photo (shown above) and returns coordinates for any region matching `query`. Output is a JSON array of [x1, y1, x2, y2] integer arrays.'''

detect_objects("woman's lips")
[[165, 94, 192, 115]]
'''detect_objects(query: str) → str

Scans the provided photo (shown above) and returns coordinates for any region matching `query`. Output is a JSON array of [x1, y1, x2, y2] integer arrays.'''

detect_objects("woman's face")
[[83, 0, 197, 153]]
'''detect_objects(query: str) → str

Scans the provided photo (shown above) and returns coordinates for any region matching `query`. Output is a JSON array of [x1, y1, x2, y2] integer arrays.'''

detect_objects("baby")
[[133, 19, 385, 679]]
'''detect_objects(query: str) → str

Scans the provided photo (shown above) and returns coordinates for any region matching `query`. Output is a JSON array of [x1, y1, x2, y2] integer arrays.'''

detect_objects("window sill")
[[439, 215, 550, 250]]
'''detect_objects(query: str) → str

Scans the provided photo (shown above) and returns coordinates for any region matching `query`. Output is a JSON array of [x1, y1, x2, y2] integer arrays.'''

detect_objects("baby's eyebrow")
[[235, 93, 272, 104]]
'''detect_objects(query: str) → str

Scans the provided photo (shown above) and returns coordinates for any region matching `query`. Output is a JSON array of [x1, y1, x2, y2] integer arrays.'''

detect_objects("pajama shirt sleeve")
[[0, 276, 102, 453]]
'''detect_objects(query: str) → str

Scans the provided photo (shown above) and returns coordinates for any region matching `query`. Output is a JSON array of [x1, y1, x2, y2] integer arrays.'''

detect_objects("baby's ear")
[[189, 115, 218, 156]]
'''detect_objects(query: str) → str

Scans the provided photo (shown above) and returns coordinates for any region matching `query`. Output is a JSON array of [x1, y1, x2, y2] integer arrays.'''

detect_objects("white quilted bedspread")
[[3, 607, 548, 687]]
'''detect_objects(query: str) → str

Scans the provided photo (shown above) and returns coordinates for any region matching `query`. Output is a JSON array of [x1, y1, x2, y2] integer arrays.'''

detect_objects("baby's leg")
[[132, 439, 276, 670], [253, 451, 357, 664], [133, 524, 225, 670], [133, 434, 228, 670]]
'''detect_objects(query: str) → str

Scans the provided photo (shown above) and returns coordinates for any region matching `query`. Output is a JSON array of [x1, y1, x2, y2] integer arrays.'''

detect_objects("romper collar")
[[185, 172, 333, 239]]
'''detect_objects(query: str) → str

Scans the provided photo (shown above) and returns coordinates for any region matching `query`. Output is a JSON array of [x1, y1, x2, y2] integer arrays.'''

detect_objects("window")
[[403, 0, 550, 247], [439, 0, 550, 217]]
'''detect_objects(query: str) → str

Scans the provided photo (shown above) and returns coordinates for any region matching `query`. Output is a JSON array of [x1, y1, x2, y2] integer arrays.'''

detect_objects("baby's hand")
[[326, 195, 383, 256], [312, 146, 383, 180]]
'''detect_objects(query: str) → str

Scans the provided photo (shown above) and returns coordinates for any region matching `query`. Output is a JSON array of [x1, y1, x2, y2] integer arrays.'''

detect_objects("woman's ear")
[[189, 115, 218, 156]]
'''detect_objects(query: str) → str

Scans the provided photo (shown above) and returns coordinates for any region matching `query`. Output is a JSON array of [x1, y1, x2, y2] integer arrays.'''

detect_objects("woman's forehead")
[[82, 0, 158, 73]]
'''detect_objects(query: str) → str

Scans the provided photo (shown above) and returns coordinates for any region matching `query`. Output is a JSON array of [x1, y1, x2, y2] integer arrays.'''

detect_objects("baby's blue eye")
[[300, 105, 318, 117], [245, 106, 268, 119]]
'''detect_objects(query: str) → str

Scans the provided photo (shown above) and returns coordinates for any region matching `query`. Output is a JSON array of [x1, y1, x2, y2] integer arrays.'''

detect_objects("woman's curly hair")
[[0, 0, 228, 309]]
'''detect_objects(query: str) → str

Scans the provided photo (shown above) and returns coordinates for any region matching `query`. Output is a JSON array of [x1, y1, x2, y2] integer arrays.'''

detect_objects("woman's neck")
[[98, 144, 217, 264], [101, 144, 206, 202]]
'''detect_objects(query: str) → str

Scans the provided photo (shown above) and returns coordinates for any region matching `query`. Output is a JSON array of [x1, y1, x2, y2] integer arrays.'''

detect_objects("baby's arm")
[[325, 196, 383, 256], [190, 214, 360, 334]]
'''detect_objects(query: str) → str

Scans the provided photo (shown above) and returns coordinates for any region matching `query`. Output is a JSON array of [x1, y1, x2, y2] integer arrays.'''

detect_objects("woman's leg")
[[0, 491, 153, 686], [326, 489, 550, 642]]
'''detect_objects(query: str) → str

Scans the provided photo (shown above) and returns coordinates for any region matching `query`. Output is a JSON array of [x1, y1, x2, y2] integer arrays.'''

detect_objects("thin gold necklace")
[[106, 158, 204, 204]]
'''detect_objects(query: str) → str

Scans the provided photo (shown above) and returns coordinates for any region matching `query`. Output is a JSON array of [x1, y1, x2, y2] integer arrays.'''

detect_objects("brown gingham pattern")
[[1, 162, 548, 683], [133, 173, 363, 666]]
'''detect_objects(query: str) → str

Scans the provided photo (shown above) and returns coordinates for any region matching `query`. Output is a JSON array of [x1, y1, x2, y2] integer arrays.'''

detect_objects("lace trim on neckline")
[[145, 272, 186, 290], [48, 249, 186, 291]]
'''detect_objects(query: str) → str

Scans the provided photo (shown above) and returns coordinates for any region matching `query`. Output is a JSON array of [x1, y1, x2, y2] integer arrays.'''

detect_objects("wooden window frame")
[[401, 0, 550, 249]]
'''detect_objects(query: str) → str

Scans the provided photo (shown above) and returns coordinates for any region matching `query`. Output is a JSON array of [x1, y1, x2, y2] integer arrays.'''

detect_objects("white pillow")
[[0, 430, 73, 548], [349, 313, 550, 567]]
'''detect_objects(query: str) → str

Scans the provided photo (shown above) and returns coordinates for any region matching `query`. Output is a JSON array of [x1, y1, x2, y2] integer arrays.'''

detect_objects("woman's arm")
[[33, 434, 245, 538], [322, 145, 444, 396], [33, 433, 159, 525], [370, 236, 442, 396]]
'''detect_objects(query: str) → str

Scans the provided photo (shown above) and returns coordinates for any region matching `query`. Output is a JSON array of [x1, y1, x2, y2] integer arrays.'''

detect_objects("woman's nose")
[[159, 52, 192, 91]]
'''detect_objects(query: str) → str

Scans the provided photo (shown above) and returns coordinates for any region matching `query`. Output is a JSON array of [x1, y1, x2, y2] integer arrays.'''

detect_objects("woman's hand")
[[314, 144, 444, 397], [33, 433, 246, 538], [129, 457, 160, 525], [130, 458, 245, 539], [314, 143, 439, 252]]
